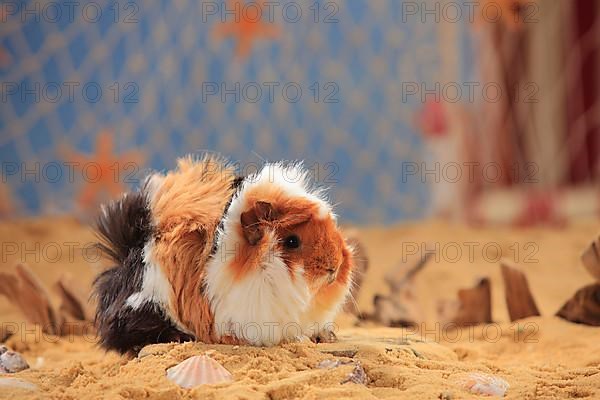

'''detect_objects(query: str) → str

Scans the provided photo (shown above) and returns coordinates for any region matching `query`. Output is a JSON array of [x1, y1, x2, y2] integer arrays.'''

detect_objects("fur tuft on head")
[[239, 162, 333, 219]]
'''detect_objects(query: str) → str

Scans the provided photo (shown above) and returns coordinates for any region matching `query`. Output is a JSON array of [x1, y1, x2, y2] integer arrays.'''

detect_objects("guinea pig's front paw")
[[310, 330, 338, 344]]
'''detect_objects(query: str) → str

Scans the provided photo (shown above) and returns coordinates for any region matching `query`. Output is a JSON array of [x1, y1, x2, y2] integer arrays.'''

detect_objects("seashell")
[[317, 359, 341, 369], [316, 359, 353, 369], [341, 362, 368, 385], [0, 350, 29, 373], [461, 373, 509, 397], [0, 377, 37, 391], [166, 355, 232, 388]]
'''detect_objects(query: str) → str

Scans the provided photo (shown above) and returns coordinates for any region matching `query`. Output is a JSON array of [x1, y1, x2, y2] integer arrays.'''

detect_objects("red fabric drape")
[[566, 0, 600, 183]]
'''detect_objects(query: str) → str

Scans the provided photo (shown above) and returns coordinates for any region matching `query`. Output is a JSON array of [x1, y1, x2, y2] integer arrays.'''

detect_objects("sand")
[[0, 217, 599, 399]]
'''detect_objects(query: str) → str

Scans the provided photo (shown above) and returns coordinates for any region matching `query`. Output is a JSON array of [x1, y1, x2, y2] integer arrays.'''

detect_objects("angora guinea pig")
[[93, 156, 355, 353]]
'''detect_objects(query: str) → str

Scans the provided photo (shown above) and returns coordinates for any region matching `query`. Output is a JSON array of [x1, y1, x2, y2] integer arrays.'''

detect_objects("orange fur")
[[149, 156, 236, 342], [307, 244, 353, 322], [229, 229, 275, 281], [235, 181, 353, 297]]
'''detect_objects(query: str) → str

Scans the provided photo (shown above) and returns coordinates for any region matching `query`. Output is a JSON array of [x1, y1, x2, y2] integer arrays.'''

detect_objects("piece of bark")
[[437, 298, 460, 325], [367, 252, 433, 326], [581, 236, 600, 282], [438, 278, 492, 326], [53, 275, 93, 322], [385, 251, 434, 292], [320, 349, 358, 358], [556, 284, 600, 326], [373, 293, 420, 327], [0, 264, 62, 335], [500, 262, 540, 321], [343, 234, 369, 315]]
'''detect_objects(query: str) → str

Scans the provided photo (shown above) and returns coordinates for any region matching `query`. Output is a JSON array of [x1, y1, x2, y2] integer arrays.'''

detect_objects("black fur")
[[95, 192, 152, 265], [93, 190, 192, 354]]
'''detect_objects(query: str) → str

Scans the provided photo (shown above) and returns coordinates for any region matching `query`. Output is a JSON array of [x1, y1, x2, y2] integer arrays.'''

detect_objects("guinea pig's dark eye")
[[283, 234, 301, 249]]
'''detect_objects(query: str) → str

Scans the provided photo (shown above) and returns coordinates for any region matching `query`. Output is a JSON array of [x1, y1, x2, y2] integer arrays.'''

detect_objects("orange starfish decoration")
[[64, 129, 144, 211], [212, 0, 280, 58]]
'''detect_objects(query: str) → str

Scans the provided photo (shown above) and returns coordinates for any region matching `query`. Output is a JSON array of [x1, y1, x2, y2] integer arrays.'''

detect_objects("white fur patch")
[[124, 241, 193, 336], [205, 233, 312, 345], [244, 163, 333, 219], [144, 173, 165, 206], [125, 242, 173, 309]]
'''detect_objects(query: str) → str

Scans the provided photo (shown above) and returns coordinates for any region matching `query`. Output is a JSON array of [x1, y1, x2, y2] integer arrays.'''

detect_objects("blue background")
[[0, 0, 475, 223]]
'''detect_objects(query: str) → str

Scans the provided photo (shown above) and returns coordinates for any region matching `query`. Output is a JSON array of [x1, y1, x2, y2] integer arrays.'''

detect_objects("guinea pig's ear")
[[279, 201, 314, 226], [240, 201, 278, 245]]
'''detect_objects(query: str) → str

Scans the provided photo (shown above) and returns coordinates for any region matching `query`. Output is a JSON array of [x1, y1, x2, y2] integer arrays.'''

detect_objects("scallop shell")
[[166, 355, 232, 388], [0, 350, 29, 373], [461, 372, 509, 397]]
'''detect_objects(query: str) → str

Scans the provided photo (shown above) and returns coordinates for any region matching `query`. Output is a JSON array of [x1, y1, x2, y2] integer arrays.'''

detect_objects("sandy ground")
[[0, 217, 599, 399]]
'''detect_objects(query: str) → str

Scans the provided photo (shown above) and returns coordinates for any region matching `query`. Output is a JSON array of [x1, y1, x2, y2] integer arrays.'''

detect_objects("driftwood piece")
[[385, 252, 433, 292], [0, 265, 94, 338], [53, 275, 94, 322], [0, 264, 62, 335], [581, 236, 600, 282], [372, 293, 421, 327], [343, 233, 369, 315], [368, 252, 433, 327], [438, 278, 492, 326], [556, 284, 600, 326], [500, 262, 540, 321]]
